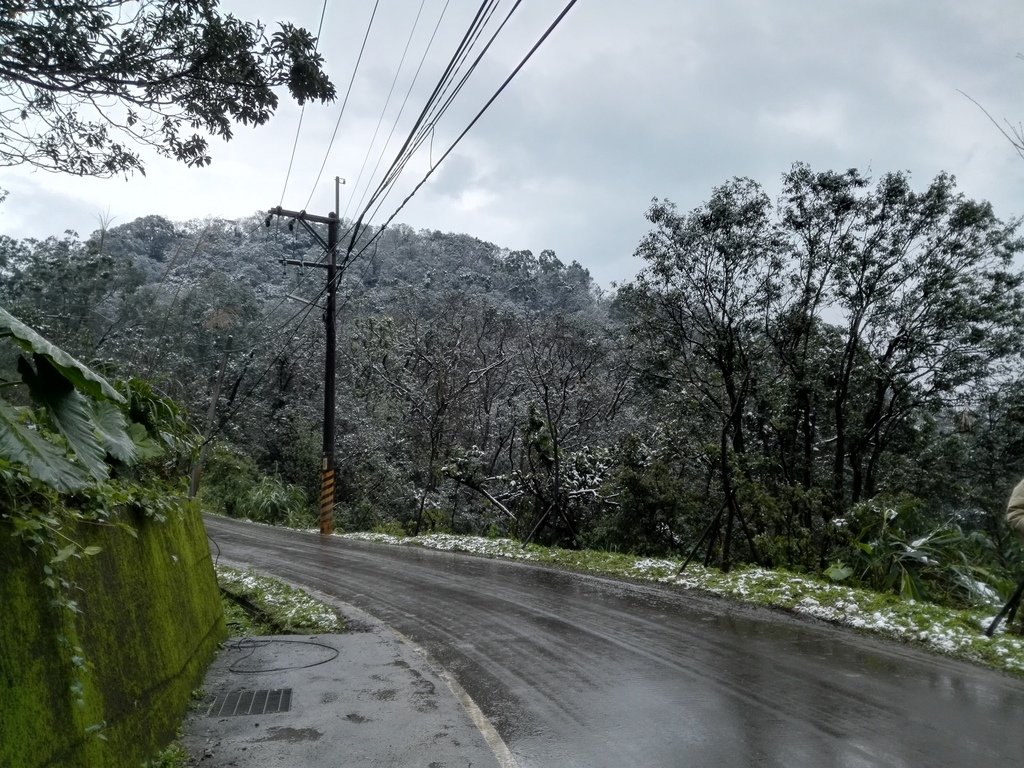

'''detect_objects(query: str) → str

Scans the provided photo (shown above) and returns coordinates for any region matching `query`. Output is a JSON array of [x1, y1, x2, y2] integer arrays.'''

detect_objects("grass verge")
[[142, 741, 189, 768], [216, 564, 345, 635], [342, 531, 1024, 677]]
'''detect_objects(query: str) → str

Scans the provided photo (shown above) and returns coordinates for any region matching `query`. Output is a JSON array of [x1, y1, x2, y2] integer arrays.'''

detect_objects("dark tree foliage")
[[5, 162, 1024, 606], [624, 164, 1024, 575], [0, 0, 335, 176], [626, 178, 784, 568]]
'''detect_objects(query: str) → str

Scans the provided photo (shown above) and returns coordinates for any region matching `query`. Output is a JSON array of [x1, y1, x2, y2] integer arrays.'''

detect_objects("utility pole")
[[266, 177, 343, 535]]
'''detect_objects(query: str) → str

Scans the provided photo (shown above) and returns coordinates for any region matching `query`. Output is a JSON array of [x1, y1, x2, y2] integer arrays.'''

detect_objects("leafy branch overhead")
[[0, 0, 336, 176]]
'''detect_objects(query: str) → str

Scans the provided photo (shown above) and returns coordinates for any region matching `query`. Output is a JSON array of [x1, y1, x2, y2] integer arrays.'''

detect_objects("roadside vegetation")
[[216, 564, 344, 635], [9, 166, 1024, 603], [2, 8, 1023, 765], [141, 741, 190, 768], [343, 530, 1024, 677], [7, 162, 1024, 684]]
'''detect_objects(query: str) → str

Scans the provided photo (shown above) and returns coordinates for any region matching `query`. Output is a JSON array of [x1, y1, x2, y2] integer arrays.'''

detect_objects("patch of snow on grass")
[[218, 565, 343, 633], [630, 558, 676, 578], [334, 530, 1024, 676]]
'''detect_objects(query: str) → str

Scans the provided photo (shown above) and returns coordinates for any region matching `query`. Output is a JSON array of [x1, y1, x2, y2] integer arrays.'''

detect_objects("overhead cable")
[[345, 0, 508, 252], [351, 0, 581, 266], [345, 0, 452, 224], [305, 0, 382, 210], [359, 0, 525, 230], [279, 0, 331, 206], [341, 0, 432, 223]]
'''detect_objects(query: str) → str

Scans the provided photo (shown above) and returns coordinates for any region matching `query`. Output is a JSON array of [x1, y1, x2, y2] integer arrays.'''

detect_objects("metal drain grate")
[[207, 688, 292, 717]]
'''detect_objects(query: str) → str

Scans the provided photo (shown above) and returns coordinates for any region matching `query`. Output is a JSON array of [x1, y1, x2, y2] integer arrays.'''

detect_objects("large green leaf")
[[0, 399, 90, 492], [93, 399, 137, 464], [18, 354, 108, 481], [0, 305, 124, 403], [127, 422, 164, 461]]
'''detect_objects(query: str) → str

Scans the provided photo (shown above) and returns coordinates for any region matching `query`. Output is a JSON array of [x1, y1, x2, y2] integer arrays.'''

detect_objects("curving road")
[[204, 515, 1024, 768]]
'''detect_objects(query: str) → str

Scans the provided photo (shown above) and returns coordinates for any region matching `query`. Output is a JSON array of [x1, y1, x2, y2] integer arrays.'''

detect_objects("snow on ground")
[[343, 531, 540, 560], [217, 565, 343, 632], [340, 531, 1024, 675]]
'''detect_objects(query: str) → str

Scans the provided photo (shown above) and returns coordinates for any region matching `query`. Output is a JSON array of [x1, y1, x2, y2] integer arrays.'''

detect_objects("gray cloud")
[[1, 0, 1022, 287]]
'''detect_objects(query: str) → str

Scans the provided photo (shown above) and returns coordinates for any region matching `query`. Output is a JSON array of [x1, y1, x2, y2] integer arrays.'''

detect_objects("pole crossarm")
[[285, 292, 324, 308], [279, 259, 330, 269], [265, 206, 333, 250], [267, 206, 337, 225]]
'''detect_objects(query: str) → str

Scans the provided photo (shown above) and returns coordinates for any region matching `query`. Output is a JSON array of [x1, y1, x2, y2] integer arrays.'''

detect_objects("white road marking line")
[[393, 629, 520, 768]]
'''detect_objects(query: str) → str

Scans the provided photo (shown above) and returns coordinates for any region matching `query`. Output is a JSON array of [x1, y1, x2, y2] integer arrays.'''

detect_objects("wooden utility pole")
[[266, 178, 342, 534]]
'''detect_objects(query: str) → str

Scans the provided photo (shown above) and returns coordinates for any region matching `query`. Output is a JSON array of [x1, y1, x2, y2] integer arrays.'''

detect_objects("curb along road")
[[183, 566, 509, 768]]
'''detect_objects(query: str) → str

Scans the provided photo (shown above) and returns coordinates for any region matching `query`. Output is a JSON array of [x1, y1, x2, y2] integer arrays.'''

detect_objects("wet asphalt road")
[[204, 515, 1024, 768]]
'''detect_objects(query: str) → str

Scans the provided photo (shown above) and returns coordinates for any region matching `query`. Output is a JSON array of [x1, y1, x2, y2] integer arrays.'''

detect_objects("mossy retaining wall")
[[0, 503, 225, 768]]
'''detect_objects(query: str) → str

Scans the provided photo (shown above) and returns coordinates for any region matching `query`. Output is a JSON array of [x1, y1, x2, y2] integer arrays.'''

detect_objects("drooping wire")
[[349, 0, 582, 268], [203, 269, 369, 446], [357, 0, 524, 231], [194, 207, 351, 369], [206, 297, 325, 444], [227, 638, 340, 673], [340, 0, 431, 224], [186, 235, 332, 367], [339, 0, 507, 256], [304, 0, 382, 210], [279, 0, 331, 206]]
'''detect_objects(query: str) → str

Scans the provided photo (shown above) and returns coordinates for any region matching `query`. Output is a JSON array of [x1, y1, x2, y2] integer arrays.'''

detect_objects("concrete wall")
[[0, 503, 225, 768]]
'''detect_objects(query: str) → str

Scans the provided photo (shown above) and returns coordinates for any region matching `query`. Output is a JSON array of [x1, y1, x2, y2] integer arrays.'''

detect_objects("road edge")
[[391, 627, 520, 768], [214, 555, 520, 768]]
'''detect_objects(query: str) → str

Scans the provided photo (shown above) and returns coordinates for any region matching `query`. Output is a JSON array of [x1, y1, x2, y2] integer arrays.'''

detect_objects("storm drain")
[[207, 688, 292, 717]]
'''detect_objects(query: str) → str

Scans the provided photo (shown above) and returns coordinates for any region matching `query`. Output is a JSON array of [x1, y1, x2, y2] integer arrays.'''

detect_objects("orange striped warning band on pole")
[[319, 469, 335, 535]]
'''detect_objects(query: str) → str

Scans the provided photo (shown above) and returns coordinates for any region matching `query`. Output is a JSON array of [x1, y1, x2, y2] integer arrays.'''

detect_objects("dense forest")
[[3, 162, 1023, 605]]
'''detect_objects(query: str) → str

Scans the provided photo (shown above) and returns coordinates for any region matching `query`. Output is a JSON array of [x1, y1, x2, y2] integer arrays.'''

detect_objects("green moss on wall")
[[0, 547, 78, 768], [0, 503, 225, 768]]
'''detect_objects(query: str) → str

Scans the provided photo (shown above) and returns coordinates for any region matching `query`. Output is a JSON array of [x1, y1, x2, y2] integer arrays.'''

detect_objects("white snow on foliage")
[[343, 532, 540, 560], [217, 566, 342, 632], [340, 531, 1024, 675]]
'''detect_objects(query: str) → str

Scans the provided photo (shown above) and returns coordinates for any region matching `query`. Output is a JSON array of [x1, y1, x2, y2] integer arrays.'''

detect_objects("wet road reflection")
[[205, 516, 1024, 767]]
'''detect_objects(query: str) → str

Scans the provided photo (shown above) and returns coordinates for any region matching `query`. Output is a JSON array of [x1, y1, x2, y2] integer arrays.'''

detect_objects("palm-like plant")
[[834, 498, 1004, 607]]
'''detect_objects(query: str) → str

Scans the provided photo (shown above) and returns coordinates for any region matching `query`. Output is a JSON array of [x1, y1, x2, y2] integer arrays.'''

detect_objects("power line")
[[334, 0, 502, 249], [356, 0, 502, 221], [305, 0, 382, 210], [351, 0, 581, 266], [279, 0, 332, 206], [341, 0, 432, 223], [341, 0, 508, 255], [344, 0, 460, 221], [358, 0, 525, 231], [411, 0, 505, 145]]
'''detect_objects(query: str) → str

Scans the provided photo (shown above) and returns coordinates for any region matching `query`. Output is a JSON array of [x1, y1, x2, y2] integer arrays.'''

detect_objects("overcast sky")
[[2, 0, 1023, 286]]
